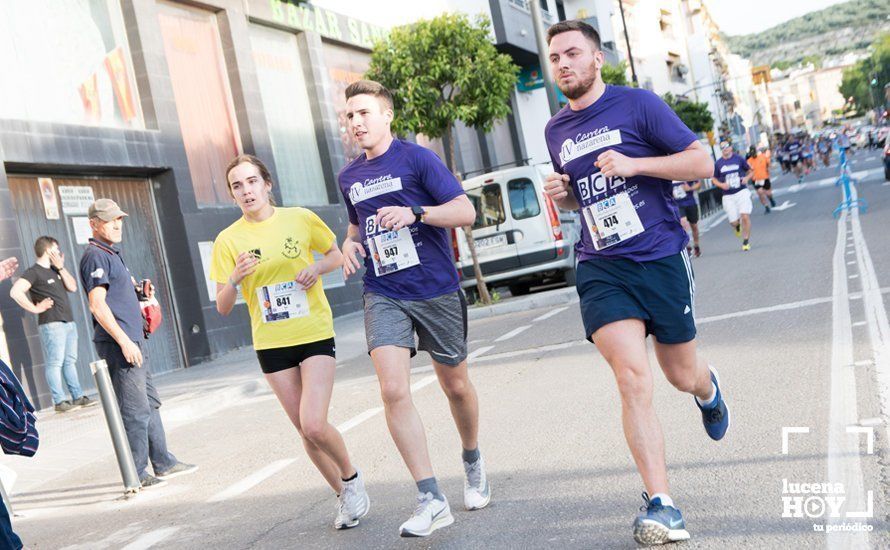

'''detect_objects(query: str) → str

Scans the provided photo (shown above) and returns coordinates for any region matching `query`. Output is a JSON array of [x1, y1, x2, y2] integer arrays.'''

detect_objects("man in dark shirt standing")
[[78, 198, 195, 488], [10, 237, 95, 412]]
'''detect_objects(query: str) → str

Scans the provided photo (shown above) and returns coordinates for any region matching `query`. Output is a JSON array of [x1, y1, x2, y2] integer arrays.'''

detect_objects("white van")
[[451, 164, 579, 300]]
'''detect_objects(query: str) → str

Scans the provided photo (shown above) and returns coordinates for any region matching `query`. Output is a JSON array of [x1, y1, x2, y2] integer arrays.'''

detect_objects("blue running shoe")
[[633, 493, 690, 545], [695, 367, 729, 441]]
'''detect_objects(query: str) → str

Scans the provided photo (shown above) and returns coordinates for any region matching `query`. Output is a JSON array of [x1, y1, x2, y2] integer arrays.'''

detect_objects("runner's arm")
[[216, 251, 258, 316], [596, 141, 713, 181], [419, 195, 475, 229], [342, 223, 366, 279], [711, 177, 729, 191]]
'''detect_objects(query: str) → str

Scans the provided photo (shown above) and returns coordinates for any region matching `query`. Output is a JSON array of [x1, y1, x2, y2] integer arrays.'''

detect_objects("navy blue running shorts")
[[576, 251, 696, 345]]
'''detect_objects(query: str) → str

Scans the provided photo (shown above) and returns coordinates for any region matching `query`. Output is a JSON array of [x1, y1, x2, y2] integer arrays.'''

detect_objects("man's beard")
[[557, 64, 598, 100]]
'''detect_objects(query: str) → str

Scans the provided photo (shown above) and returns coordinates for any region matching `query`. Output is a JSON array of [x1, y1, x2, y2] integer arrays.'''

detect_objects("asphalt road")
[[14, 149, 890, 549]]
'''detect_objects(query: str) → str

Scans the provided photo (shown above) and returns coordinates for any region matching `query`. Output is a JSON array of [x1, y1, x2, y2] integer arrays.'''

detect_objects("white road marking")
[[495, 325, 532, 342], [826, 202, 870, 548], [337, 407, 384, 433], [770, 200, 796, 211], [696, 296, 832, 324], [121, 528, 180, 550], [533, 306, 568, 322], [473, 340, 587, 363], [853, 321, 867, 327], [467, 345, 495, 361], [699, 212, 727, 234], [206, 459, 296, 503], [410, 374, 438, 392], [849, 183, 890, 464]]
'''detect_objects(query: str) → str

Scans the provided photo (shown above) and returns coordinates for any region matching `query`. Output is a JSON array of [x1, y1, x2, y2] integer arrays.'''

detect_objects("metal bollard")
[[90, 360, 141, 494]]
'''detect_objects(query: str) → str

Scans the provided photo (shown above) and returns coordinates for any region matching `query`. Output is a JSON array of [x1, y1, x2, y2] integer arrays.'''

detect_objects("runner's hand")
[[342, 239, 366, 280], [595, 150, 638, 178], [230, 251, 259, 285], [0, 257, 18, 282], [48, 249, 65, 270], [376, 206, 415, 231], [36, 298, 54, 313], [295, 264, 320, 290], [121, 339, 143, 367], [544, 173, 571, 201]]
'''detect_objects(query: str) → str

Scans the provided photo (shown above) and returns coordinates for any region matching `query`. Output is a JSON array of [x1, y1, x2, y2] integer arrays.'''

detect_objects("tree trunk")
[[446, 126, 491, 305]]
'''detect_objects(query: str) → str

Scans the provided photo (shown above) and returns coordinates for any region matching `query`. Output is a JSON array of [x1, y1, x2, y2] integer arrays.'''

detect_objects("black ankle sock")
[[342, 471, 358, 483]]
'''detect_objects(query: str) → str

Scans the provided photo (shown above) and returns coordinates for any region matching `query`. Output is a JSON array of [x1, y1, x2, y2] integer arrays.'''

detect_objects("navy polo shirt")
[[79, 238, 144, 344]]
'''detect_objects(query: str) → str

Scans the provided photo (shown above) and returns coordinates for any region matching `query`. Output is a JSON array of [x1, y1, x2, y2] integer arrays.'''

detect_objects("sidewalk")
[[1, 311, 368, 497], [1, 286, 582, 499]]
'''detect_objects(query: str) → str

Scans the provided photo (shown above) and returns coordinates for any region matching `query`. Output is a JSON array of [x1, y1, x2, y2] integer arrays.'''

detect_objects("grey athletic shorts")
[[363, 291, 468, 366]]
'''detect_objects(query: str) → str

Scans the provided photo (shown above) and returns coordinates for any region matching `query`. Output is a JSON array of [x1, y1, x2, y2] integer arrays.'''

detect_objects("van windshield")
[[507, 178, 541, 220], [467, 183, 506, 229]]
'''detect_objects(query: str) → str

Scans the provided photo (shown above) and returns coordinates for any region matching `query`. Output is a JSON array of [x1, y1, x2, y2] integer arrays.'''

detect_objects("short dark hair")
[[345, 79, 394, 110], [546, 20, 601, 49], [224, 154, 277, 206], [34, 236, 58, 258]]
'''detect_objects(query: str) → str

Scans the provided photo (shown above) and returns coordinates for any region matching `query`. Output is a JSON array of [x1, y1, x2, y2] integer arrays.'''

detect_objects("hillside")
[[725, 0, 890, 67]]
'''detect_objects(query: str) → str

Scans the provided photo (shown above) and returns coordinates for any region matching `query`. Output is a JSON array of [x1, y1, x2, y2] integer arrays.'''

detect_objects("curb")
[[467, 286, 578, 321]]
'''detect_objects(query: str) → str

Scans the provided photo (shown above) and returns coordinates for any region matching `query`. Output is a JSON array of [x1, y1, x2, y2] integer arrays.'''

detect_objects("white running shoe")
[[399, 492, 454, 537], [334, 469, 370, 530], [463, 456, 491, 510]]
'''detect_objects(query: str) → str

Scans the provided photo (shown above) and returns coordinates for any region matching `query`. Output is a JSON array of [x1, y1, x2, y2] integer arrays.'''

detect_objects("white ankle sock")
[[696, 382, 717, 407], [651, 493, 674, 507]]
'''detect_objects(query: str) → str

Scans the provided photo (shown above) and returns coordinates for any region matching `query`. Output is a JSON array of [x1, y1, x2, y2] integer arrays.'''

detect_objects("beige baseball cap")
[[88, 198, 128, 221]]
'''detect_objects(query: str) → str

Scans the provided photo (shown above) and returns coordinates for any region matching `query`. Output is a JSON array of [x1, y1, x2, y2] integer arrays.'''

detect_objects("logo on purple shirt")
[[544, 85, 698, 262]]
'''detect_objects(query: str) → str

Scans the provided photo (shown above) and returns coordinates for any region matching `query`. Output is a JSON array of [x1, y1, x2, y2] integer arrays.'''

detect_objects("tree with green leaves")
[[601, 61, 629, 86], [839, 32, 889, 113], [661, 93, 715, 134], [365, 13, 519, 305]]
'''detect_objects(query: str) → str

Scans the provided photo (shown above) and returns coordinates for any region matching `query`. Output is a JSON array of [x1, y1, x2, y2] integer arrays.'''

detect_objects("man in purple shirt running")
[[339, 80, 489, 538], [543, 20, 730, 546]]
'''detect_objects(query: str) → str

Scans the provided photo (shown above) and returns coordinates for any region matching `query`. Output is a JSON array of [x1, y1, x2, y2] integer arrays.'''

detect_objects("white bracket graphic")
[[846, 426, 875, 455], [782, 427, 810, 455]]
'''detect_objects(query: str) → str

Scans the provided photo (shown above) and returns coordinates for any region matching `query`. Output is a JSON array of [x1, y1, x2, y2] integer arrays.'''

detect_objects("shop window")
[[250, 25, 328, 206], [158, 1, 241, 207], [0, 0, 143, 128]]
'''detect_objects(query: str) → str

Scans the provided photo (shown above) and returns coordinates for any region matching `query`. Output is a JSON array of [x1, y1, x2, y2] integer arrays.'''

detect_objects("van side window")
[[507, 178, 541, 220], [467, 183, 506, 229]]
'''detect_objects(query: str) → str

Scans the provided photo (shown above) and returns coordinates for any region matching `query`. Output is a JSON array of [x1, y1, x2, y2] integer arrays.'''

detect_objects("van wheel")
[[563, 267, 577, 287], [508, 283, 531, 296]]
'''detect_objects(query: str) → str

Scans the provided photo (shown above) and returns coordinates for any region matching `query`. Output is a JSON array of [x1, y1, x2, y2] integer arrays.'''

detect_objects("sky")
[[705, 0, 852, 37]]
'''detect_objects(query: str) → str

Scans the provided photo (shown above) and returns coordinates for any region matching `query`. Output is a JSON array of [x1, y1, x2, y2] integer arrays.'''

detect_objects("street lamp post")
[[530, 0, 561, 116], [617, 0, 638, 86]]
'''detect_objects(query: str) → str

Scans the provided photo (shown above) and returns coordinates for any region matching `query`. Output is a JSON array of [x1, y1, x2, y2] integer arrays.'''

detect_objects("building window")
[[250, 25, 329, 206], [157, 1, 242, 207], [322, 42, 370, 164], [0, 0, 143, 128]]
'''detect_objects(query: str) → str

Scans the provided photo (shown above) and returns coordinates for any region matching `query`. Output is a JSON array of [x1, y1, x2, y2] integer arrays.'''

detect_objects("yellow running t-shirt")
[[210, 207, 336, 350]]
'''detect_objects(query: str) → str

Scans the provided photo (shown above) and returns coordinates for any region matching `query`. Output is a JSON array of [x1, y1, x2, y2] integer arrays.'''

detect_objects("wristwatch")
[[411, 205, 426, 223]]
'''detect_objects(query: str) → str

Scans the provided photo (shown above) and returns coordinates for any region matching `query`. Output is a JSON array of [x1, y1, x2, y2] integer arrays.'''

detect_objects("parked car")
[[452, 164, 579, 300]]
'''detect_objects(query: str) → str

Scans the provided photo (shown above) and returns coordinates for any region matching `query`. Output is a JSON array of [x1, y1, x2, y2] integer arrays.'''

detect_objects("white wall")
[[516, 87, 554, 166]]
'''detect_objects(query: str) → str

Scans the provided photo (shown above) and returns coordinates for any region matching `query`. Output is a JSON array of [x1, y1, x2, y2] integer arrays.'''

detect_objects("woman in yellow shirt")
[[210, 155, 369, 530]]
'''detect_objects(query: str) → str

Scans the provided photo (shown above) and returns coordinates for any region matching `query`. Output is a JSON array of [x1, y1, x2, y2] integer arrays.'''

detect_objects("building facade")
[[0, 0, 397, 407]]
